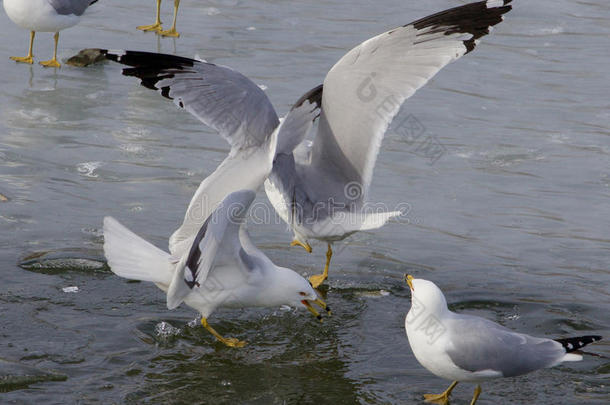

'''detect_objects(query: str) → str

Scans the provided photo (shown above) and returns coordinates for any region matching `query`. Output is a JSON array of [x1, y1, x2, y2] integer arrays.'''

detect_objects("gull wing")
[[308, 0, 512, 197], [445, 314, 566, 378], [104, 50, 281, 255], [166, 190, 256, 309], [48, 0, 97, 16], [103, 50, 280, 151]]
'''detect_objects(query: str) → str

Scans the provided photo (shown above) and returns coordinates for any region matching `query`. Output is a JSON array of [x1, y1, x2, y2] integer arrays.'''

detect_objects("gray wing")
[[306, 0, 512, 198], [48, 0, 96, 16], [445, 314, 566, 378], [166, 190, 256, 309], [103, 50, 280, 151]]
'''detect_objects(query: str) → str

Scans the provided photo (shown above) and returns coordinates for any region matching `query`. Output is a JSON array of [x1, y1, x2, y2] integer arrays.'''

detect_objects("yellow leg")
[[137, 0, 163, 32], [290, 239, 312, 253], [470, 385, 482, 405], [158, 0, 181, 37], [10, 31, 35, 64], [424, 381, 459, 404], [39, 32, 61, 68], [201, 318, 246, 348], [309, 244, 332, 288]]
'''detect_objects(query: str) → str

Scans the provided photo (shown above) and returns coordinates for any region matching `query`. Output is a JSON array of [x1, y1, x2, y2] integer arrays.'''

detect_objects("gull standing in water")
[[265, 0, 513, 287], [3, 0, 98, 67], [137, 0, 181, 37], [404, 275, 603, 404], [100, 49, 325, 345], [104, 191, 328, 348]]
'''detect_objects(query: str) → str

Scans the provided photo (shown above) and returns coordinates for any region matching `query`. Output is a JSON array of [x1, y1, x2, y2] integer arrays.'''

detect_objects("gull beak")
[[405, 274, 414, 291], [312, 297, 331, 316], [302, 300, 323, 322]]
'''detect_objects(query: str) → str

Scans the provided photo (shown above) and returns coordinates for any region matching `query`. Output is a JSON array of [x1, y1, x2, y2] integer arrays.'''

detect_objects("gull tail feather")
[[103, 217, 173, 290]]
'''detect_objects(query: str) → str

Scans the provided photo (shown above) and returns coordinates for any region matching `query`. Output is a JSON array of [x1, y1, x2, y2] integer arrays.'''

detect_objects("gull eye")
[[299, 292, 308, 296]]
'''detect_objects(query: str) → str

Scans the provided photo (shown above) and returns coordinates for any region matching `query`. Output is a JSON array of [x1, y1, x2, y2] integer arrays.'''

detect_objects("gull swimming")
[[104, 190, 329, 348], [3, 0, 98, 67], [404, 275, 602, 404], [264, 0, 513, 287], [137, 0, 181, 37]]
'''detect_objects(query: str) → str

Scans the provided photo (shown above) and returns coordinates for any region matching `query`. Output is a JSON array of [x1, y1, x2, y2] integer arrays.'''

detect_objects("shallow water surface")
[[0, 0, 609, 403]]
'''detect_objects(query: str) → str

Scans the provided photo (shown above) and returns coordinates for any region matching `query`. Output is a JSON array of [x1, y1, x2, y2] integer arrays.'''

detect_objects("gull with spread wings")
[[265, 0, 513, 287], [101, 0, 512, 289]]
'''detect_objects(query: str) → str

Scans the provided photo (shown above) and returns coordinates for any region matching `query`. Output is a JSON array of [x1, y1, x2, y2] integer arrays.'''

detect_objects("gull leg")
[[39, 32, 61, 68], [159, 0, 181, 37], [309, 244, 332, 288], [201, 318, 246, 348], [470, 385, 482, 405], [423, 381, 458, 404], [137, 0, 163, 32], [290, 239, 312, 253], [10, 31, 35, 64]]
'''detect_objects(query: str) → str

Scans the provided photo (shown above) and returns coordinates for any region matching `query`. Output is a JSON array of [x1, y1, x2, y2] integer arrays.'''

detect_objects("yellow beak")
[[313, 297, 331, 315], [302, 300, 323, 322], [405, 274, 414, 291]]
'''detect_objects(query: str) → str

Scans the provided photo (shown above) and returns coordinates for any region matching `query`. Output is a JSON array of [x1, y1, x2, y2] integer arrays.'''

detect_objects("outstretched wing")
[[309, 0, 512, 197], [166, 190, 256, 309], [103, 50, 280, 151]]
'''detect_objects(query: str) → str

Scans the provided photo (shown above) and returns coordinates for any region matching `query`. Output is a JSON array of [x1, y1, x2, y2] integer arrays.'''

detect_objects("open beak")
[[405, 274, 414, 291], [302, 300, 323, 322], [313, 297, 331, 316]]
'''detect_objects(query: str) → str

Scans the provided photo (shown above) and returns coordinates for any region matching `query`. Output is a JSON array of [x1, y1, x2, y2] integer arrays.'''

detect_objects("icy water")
[[0, 0, 609, 403]]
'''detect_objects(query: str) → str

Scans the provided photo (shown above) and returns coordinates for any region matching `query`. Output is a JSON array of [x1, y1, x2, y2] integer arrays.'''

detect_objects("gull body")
[[104, 191, 327, 348], [265, 0, 514, 287], [404, 276, 602, 404], [3, 0, 97, 67]]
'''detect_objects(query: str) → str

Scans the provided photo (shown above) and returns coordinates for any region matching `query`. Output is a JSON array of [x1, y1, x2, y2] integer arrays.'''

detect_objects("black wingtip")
[[555, 335, 603, 353], [292, 84, 323, 111], [410, 0, 512, 54], [103, 50, 202, 99]]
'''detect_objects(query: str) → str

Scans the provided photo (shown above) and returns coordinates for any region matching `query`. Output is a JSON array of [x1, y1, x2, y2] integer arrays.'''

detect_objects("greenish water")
[[0, 0, 609, 403]]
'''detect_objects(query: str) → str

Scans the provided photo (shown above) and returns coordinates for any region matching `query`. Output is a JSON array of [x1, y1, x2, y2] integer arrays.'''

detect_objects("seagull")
[[103, 190, 329, 348], [100, 0, 512, 289], [404, 275, 603, 404], [3, 0, 98, 67], [264, 0, 513, 287], [137, 0, 181, 37]]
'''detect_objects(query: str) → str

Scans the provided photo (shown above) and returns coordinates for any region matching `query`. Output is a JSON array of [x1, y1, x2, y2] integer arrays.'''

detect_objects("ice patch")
[[76, 161, 103, 178], [155, 321, 182, 338]]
